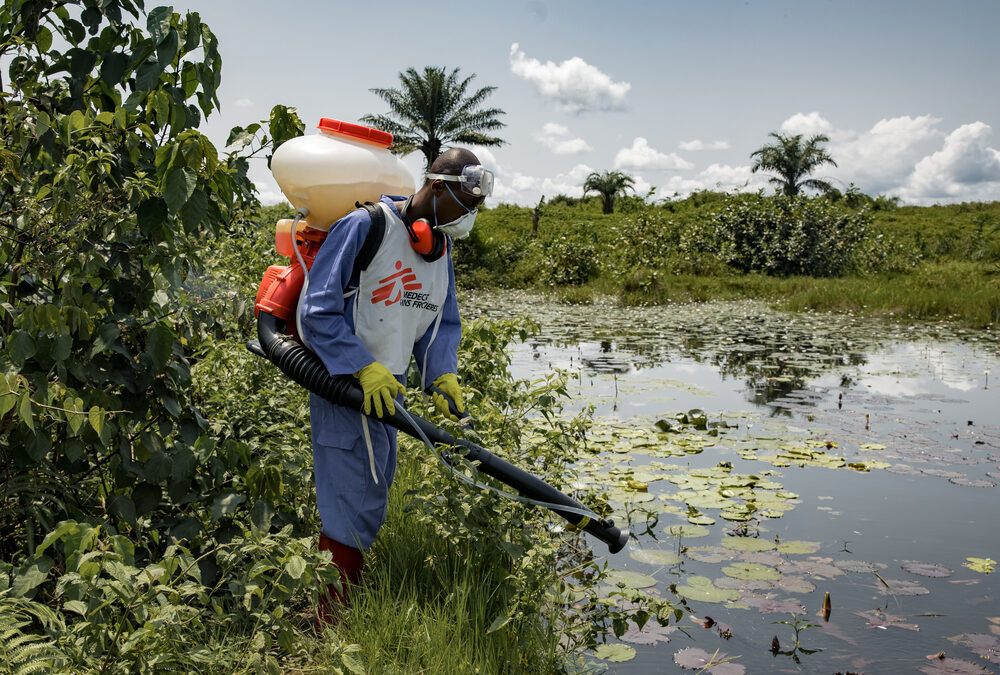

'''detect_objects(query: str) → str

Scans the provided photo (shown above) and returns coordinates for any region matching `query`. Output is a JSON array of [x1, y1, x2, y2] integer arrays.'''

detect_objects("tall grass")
[[323, 446, 563, 674], [462, 196, 1000, 327]]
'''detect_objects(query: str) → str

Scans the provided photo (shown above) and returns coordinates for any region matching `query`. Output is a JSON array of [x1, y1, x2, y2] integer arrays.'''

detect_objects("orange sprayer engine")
[[253, 214, 327, 343]]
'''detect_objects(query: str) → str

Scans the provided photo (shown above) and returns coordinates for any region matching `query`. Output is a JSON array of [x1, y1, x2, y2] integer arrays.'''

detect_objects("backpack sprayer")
[[247, 119, 628, 554]]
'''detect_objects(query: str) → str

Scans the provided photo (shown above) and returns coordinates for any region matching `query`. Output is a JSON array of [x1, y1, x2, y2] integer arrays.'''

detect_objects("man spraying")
[[299, 148, 493, 616]]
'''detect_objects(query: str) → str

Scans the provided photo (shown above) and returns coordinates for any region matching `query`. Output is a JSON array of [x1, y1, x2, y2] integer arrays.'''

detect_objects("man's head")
[[408, 149, 493, 230]]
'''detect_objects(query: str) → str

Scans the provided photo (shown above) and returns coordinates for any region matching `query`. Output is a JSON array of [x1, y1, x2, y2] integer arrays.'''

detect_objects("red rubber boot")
[[317, 532, 364, 626]]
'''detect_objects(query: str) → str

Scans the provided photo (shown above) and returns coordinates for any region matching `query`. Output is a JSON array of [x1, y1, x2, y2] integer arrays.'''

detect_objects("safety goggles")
[[425, 164, 495, 197]]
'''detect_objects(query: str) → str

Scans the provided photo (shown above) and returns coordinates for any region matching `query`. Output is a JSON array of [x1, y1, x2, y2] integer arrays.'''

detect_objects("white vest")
[[351, 202, 450, 377]]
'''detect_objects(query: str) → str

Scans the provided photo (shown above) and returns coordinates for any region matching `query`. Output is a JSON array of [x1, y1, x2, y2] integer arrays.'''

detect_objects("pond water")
[[464, 293, 1000, 674]]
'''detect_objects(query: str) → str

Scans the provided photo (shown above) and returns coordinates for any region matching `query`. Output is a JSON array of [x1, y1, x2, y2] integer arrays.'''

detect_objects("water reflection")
[[461, 292, 1000, 673]]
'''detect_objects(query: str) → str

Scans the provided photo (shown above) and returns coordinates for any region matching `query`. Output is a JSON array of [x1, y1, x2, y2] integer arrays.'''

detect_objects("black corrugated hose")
[[248, 311, 628, 553]]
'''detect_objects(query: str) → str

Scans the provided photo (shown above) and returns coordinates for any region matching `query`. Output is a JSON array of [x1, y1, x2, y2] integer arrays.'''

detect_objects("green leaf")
[[133, 483, 161, 515], [107, 495, 137, 527], [101, 52, 130, 84], [180, 188, 208, 232], [36, 26, 53, 52], [153, 90, 171, 127], [164, 166, 196, 213], [19, 393, 34, 431], [594, 644, 636, 663], [9, 330, 37, 364], [88, 406, 104, 436], [170, 517, 201, 541], [147, 6, 174, 43], [0, 391, 16, 418], [64, 439, 85, 462], [67, 399, 84, 435], [211, 492, 246, 521], [11, 556, 54, 597], [137, 197, 168, 232], [64, 600, 89, 616], [284, 555, 306, 580], [675, 576, 740, 603], [964, 557, 996, 574], [268, 105, 305, 151], [156, 28, 179, 69], [136, 61, 164, 90], [181, 62, 199, 97], [144, 451, 173, 483], [147, 323, 174, 371], [486, 613, 512, 634], [90, 323, 120, 357], [51, 333, 72, 361]]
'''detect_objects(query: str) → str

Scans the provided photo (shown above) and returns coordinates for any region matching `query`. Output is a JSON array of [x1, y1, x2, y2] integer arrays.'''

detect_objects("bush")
[[541, 233, 599, 286], [682, 194, 873, 277]]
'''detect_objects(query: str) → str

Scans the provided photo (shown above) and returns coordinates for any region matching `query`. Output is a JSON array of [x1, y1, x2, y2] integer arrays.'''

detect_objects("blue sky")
[[179, 0, 1000, 205]]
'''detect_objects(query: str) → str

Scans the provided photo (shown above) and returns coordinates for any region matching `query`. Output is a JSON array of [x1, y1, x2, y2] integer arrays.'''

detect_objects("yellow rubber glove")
[[354, 362, 406, 418], [431, 372, 464, 422]]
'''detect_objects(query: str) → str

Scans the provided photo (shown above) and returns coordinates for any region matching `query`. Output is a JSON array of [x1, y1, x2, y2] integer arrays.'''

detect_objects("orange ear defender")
[[406, 218, 446, 262]]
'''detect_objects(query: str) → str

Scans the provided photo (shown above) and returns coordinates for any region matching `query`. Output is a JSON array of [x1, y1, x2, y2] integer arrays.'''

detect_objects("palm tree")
[[361, 66, 506, 169], [750, 132, 838, 196], [583, 170, 635, 214]]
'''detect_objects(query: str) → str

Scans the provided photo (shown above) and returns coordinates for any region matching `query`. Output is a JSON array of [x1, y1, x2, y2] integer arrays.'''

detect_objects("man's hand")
[[355, 362, 406, 418], [430, 372, 464, 422]]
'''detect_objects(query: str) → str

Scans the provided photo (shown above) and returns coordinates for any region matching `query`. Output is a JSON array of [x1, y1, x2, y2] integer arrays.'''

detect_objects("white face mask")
[[433, 185, 478, 239], [437, 209, 477, 239]]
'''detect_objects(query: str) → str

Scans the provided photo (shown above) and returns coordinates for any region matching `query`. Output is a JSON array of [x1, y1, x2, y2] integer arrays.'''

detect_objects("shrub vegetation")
[[457, 193, 1000, 326]]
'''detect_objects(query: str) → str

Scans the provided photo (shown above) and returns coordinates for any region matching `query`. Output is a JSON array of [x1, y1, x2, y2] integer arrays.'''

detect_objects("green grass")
[[459, 196, 1000, 328], [300, 441, 565, 675]]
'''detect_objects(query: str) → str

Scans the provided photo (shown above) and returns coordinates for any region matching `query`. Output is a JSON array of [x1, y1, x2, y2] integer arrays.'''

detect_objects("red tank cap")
[[317, 118, 393, 148]]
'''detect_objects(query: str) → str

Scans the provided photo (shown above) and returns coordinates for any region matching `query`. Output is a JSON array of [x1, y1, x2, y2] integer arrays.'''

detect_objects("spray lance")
[[247, 120, 628, 554]]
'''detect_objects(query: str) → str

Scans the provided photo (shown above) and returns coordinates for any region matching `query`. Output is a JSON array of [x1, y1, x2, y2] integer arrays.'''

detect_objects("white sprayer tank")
[[270, 118, 415, 231]]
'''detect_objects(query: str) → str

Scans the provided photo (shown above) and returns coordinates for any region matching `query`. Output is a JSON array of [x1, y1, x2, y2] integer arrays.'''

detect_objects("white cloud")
[[614, 137, 693, 171], [900, 122, 1000, 203], [533, 122, 593, 155], [830, 115, 942, 194], [659, 164, 764, 198], [780, 111, 834, 137], [486, 158, 594, 206], [679, 139, 730, 151], [766, 112, 1000, 203], [256, 181, 287, 206], [509, 43, 630, 113], [235, 98, 254, 108]]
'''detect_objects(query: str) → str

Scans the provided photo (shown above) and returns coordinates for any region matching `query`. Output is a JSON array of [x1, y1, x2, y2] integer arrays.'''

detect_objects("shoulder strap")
[[353, 201, 386, 277]]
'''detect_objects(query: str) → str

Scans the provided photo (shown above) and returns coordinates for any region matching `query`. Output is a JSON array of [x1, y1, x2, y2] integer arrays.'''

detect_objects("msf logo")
[[371, 260, 421, 306]]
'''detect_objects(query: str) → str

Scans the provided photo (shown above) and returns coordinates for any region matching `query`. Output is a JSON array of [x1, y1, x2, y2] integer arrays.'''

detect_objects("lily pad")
[[673, 647, 745, 674], [685, 546, 737, 563], [687, 512, 717, 526], [876, 578, 930, 596], [756, 598, 807, 614], [721, 537, 776, 552], [606, 570, 658, 589], [834, 559, 880, 573], [949, 634, 1000, 664], [776, 575, 816, 594], [857, 610, 920, 631], [776, 540, 821, 555], [949, 477, 996, 488], [630, 549, 682, 566], [594, 643, 636, 663], [964, 557, 996, 574], [722, 562, 781, 581], [917, 657, 991, 674], [901, 562, 955, 578], [619, 621, 677, 645], [675, 576, 740, 603], [666, 524, 710, 538], [714, 576, 773, 591]]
